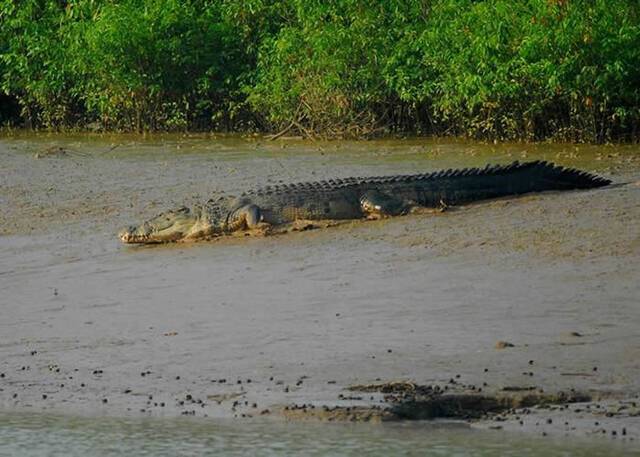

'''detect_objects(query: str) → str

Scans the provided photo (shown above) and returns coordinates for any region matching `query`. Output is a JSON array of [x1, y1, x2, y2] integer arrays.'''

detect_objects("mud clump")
[[495, 340, 515, 349], [348, 380, 420, 394]]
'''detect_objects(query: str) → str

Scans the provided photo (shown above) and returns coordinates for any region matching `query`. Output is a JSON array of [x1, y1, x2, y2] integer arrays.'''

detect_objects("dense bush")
[[387, 0, 640, 141], [0, 0, 247, 131], [78, 0, 245, 131], [0, 0, 85, 127], [247, 1, 408, 137], [1, 0, 639, 141]]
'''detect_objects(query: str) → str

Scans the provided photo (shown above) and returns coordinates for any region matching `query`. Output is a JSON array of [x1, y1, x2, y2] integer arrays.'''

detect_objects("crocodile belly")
[[261, 198, 362, 224]]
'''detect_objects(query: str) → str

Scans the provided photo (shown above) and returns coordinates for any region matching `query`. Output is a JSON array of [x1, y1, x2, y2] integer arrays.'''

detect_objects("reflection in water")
[[0, 413, 632, 457]]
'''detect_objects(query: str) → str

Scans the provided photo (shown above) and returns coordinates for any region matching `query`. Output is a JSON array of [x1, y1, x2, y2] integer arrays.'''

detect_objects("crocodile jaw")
[[119, 206, 214, 244]]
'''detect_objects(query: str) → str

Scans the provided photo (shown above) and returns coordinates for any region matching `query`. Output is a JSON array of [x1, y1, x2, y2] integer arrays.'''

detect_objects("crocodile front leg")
[[226, 204, 271, 232], [359, 191, 408, 219]]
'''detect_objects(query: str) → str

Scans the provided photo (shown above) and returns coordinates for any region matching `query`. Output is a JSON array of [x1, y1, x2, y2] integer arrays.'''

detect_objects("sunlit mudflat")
[[1, 133, 639, 452]]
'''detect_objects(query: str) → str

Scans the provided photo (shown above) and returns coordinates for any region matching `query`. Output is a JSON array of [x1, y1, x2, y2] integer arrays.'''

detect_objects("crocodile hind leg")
[[359, 191, 408, 219]]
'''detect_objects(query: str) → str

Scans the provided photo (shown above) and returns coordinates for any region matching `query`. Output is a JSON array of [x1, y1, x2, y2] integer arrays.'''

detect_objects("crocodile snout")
[[119, 225, 149, 244]]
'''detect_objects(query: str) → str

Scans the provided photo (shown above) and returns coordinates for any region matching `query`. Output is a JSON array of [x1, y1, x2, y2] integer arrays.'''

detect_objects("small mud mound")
[[390, 391, 590, 420], [352, 381, 591, 420], [280, 381, 592, 423]]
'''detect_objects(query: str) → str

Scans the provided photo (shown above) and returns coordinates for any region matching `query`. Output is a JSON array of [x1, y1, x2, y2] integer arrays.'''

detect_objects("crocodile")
[[119, 160, 611, 244]]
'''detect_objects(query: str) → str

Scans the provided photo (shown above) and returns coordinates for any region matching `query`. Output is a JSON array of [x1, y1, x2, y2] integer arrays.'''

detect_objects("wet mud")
[[1, 132, 639, 443]]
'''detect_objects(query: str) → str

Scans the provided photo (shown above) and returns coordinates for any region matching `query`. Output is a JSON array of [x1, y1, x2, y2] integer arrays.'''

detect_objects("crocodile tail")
[[516, 160, 611, 190], [531, 161, 611, 189], [405, 160, 612, 206]]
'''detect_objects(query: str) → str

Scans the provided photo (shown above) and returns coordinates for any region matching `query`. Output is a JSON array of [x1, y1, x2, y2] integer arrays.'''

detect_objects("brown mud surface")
[[1, 133, 639, 441]]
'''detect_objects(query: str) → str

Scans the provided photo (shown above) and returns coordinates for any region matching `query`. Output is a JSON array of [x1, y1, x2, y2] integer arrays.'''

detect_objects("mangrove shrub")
[[0, 0, 639, 141]]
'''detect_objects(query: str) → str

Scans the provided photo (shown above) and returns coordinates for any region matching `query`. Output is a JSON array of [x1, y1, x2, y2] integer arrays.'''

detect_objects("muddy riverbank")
[[1, 133, 639, 447]]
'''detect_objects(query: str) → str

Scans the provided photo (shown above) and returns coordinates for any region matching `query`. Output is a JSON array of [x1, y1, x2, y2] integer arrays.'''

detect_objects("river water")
[[1, 133, 639, 455], [0, 412, 634, 456]]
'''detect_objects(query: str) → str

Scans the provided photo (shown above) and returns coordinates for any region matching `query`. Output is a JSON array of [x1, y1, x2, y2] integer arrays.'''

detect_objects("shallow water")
[[0, 412, 636, 457], [1, 133, 640, 453]]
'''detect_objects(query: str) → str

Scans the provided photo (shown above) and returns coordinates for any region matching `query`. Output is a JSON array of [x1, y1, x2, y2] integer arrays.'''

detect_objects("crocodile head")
[[119, 206, 214, 244]]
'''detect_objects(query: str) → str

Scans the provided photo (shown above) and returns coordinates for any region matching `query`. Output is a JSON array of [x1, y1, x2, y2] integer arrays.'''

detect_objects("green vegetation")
[[1, 0, 639, 142]]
